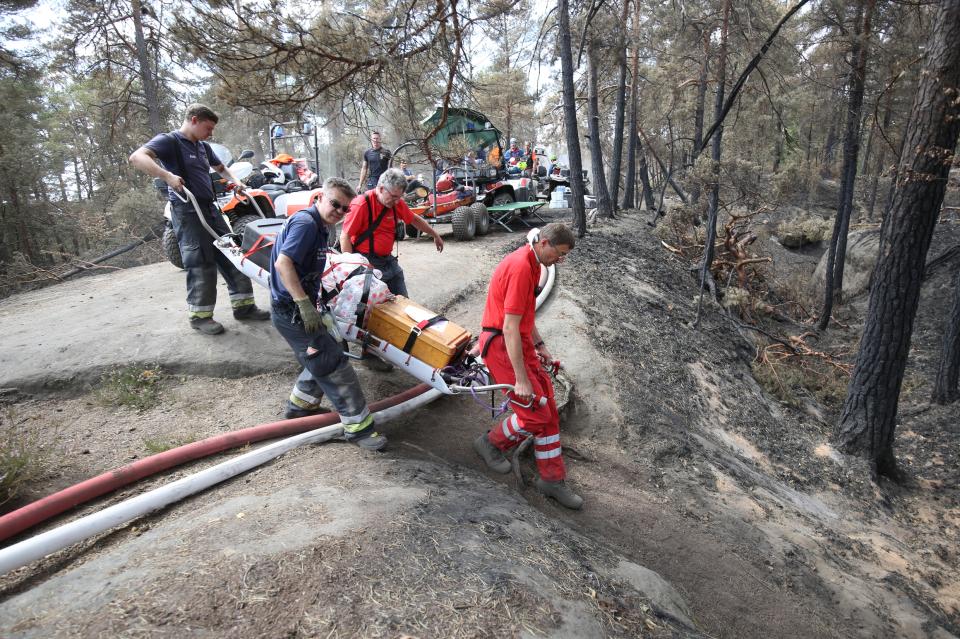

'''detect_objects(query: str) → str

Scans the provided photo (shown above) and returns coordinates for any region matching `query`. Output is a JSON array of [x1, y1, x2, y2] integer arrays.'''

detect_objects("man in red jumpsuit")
[[473, 223, 583, 509]]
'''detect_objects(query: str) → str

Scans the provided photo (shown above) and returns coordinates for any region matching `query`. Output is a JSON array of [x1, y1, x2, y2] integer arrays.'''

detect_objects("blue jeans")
[[271, 298, 373, 431], [170, 199, 253, 317], [362, 253, 408, 297]]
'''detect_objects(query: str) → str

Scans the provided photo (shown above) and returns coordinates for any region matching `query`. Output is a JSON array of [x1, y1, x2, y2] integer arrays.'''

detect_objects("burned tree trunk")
[[836, 0, 960, 479], [587, 45, 613, 218], [609, 0, 630, 208], [932, 271, 960, 404], [558, 0, 587, 235], [818, 0, 876, 331]]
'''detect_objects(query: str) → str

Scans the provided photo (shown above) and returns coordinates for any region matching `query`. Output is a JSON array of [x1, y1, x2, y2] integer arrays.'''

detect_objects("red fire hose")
[[0, 383, 432, 545]]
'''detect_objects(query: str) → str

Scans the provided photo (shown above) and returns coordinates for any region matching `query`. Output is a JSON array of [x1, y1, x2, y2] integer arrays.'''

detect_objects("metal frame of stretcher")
[[485, 201, 547, 232]]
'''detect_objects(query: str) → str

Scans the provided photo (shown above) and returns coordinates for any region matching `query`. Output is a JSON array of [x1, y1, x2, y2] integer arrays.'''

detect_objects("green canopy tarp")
[[420, 107, 502, 154]]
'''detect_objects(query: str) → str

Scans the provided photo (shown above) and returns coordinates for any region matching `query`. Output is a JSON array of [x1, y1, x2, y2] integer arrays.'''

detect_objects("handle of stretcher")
[[171, 186, 222, 241], [232, 185, 267, 219], [448, 384, 548, 408]]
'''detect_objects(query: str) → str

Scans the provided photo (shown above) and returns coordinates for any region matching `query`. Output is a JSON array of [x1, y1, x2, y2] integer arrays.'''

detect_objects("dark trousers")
[[170, 199, 253, 317], [362, 253, 408, 297]]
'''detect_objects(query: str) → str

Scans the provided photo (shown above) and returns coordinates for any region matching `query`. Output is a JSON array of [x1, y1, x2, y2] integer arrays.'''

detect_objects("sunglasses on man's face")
[[328, 198, 347, 212]]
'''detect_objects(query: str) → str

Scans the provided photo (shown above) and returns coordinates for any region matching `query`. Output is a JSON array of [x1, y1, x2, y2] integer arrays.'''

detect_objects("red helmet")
[[436, 173, 454, 191], [509, 157, 519, 166]]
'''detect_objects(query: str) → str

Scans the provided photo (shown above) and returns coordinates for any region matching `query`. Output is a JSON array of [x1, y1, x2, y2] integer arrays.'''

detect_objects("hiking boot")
[[345, 429, 388, 451], [360, 352, 394, 372], [234, 305, 271, 321], [534, 477, 583, 510], [473, 432, 511, 474], [284, 405, 332, 420], [190, 317, 225, 335]]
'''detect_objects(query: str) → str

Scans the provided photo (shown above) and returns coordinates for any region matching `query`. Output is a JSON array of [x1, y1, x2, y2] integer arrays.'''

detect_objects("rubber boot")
[[284, 405, 332, 420], [345, 429, 388, 451], [234, 305, 271, 321], [190, 317, 225, 335], [534, 477, 583, 510], [473, 432, 511, 474]]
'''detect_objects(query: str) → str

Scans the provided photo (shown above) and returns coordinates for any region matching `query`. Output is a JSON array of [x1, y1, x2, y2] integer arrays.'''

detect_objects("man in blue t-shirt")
[[270, 176, 387, 451], [129, 103, 270, 335], [356, 131, 392, 192]]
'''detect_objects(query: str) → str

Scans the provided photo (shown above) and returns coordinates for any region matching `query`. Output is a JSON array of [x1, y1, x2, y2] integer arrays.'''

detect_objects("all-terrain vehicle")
[[391, 107, 540, 240], [401, 173, 490, 241]]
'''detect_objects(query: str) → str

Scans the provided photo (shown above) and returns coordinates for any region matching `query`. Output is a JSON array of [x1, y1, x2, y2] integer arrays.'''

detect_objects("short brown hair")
[[184, 103, 219, 124], [542, 222, 575, 249], [324, 176, 356, 201]]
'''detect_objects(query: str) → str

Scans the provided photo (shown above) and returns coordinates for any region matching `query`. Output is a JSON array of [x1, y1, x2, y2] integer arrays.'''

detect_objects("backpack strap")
[[352, 193, 393, 256]]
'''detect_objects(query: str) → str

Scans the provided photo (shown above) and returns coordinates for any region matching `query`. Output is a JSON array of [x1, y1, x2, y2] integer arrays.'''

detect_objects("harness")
[[479, 326, 503, 358], [352, 194, 397, 257]]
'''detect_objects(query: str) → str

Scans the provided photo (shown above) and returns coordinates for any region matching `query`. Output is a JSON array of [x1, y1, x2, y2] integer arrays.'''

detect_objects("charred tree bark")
[[818, 0, 876, 331], [638, 137, 656, 211], [698, 0, 730, 299], [837, 0, 960, 479], [932, 271, 960, 404], [558, 0, 587, 235], [609, 0, 630, 208], [690, 31, 710, 204], [587, 45, 613, 218]]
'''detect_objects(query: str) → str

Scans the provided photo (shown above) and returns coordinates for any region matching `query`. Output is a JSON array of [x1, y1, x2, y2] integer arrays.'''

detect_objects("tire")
[[162, 223, 183, 270], [471, 203, 490, 235], [395, 222, 406, 241], [405, 222, 421, 239], [492, 191, 514, 207], [232, 214, 261, 244], [451, 205, 476, 241]]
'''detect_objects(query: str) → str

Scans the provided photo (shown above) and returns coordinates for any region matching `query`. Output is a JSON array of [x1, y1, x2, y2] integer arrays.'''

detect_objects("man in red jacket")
[[472, 223, 582, 509]]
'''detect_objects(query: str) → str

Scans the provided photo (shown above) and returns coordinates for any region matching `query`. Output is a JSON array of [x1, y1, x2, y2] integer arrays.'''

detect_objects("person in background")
[[504, 138, 524, 165], [269, 176, 387, 451], [357, 131, 391, 193], [129, 103, 270, 335], [400, 159, 414, 182]]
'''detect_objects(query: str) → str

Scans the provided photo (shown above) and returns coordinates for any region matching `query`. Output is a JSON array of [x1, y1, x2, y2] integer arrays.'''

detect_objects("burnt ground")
[[0, 208, 958, 638]]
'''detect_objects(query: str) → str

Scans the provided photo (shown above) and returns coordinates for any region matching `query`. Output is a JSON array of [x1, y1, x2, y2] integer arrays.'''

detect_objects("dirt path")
[[1, 210, 958, 638]]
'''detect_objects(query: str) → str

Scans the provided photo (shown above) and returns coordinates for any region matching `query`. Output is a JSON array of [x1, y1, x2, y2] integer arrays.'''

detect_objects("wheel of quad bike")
[[451, 205, 476, 241], [405, 222, 421, 239], [231, 214, 261, 244], [471, 203, 490, 235], [492, 191, 514, 207], [395, 222, 406, 242], [162, 223, 184, 270]]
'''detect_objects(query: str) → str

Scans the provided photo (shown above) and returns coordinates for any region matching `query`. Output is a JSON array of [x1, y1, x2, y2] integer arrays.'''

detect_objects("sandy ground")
[[1, 209, 958, 638]]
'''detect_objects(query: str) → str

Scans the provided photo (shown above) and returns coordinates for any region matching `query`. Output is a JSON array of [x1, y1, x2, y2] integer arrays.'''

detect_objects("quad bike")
[[402, 172, 490, 241], [394, 107, 541, 219]]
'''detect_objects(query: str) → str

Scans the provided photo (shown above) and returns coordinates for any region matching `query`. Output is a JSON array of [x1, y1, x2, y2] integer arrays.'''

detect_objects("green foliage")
[[0, 409, 48, 507], [98, 364, 164, 411]]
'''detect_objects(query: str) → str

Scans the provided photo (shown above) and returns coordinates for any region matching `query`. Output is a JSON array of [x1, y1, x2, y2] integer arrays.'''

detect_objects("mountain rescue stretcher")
[[172, 186, 551, 409]]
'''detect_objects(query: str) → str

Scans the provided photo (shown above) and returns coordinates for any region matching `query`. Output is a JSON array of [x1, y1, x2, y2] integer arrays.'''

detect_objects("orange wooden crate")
[[366, 295, 472, 369]]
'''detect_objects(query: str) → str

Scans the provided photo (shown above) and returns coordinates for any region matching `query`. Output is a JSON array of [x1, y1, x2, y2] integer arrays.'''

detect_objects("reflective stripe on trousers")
[[483, 339, 566, 482]]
